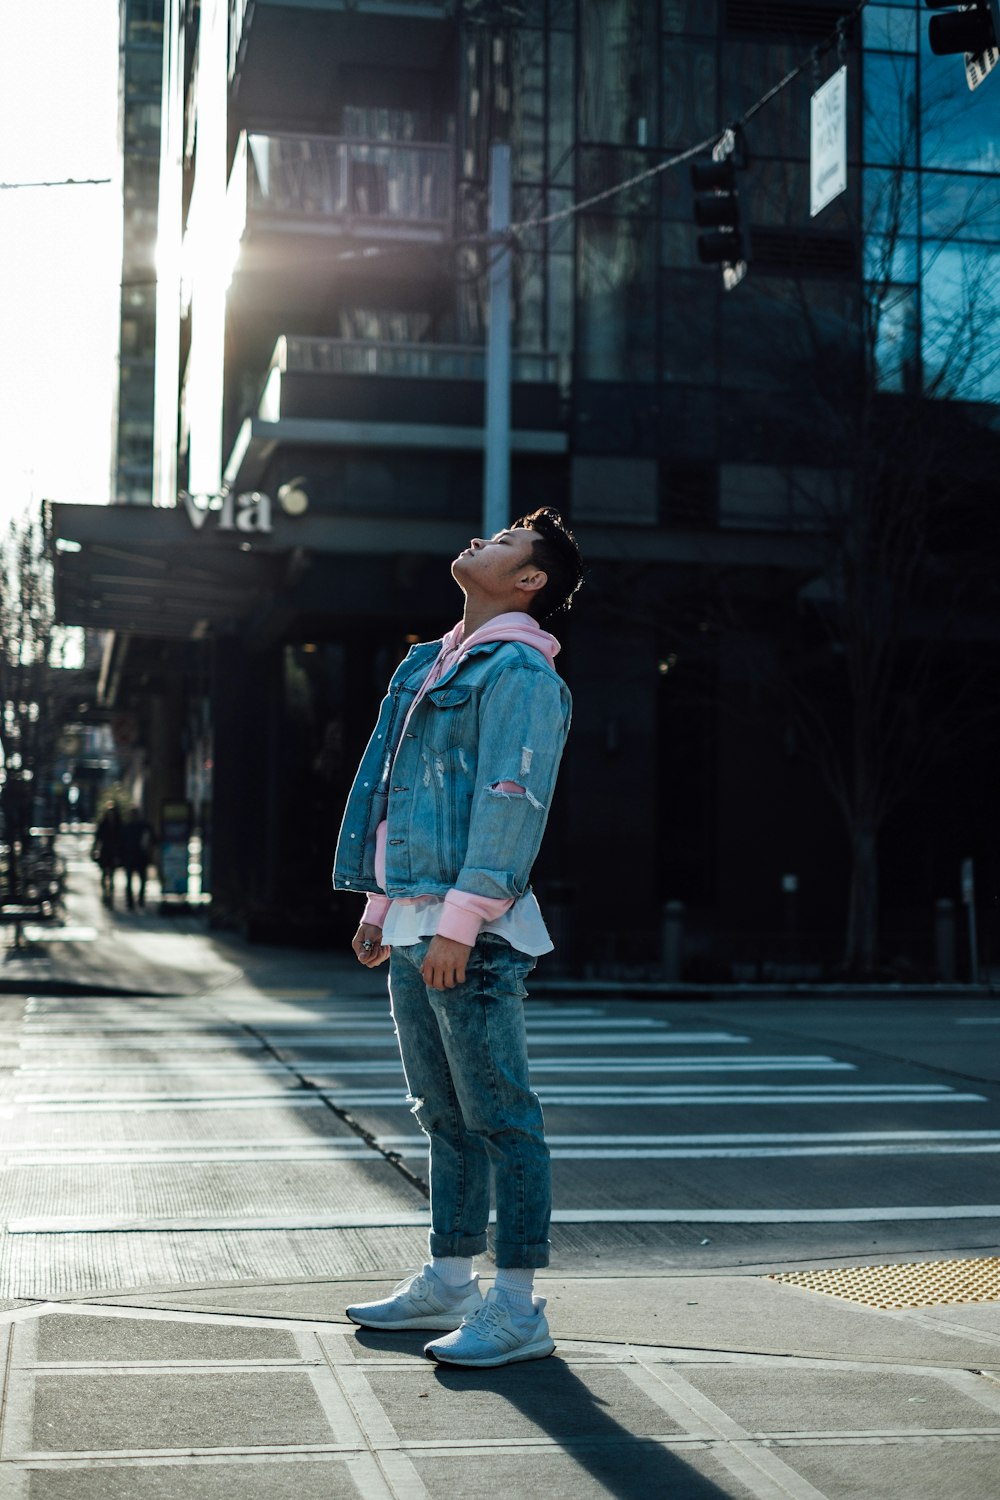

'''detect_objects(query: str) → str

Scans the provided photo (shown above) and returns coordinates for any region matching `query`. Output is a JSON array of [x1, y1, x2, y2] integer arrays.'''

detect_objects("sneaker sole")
[[426, 1336, 556, 1367], [346, 1310, 476, 1331]]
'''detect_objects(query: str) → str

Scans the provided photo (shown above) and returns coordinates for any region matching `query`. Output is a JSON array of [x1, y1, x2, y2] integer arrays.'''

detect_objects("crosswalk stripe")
[[9, 1205, 1000, 1234]]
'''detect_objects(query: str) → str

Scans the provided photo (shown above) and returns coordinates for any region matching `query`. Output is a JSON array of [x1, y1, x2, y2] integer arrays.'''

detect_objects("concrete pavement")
[[0, 837, 997, 1496]]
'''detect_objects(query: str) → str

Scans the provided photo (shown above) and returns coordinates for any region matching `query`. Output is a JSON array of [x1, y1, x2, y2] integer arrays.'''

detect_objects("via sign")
[[810, 66, 847, 218], [179, 488, 272, 534]]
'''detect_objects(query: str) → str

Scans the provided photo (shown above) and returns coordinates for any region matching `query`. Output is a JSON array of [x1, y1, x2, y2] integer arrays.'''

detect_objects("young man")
[[332, 507, 583, 1368]]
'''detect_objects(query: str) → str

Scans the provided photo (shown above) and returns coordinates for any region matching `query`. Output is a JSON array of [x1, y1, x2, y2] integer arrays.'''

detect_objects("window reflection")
[[921, 172, 1000, 242], [922, 242, 1000, 402], [662, 38, 717, 149], [580, 0, 658, 146], [863, 6, 918, 54], [578, 216, 656, 381], [863, 53, 918, 168], [921, 42, 1000, 172], [868, 283, 920, 393]]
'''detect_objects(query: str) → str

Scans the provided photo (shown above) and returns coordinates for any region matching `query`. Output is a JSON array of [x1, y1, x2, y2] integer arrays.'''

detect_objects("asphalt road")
[[0, 979, 998, 1298]]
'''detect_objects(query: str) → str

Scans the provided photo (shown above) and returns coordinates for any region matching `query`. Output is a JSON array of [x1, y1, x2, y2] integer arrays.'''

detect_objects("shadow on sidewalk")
[[353, 1330, 730, 1497]]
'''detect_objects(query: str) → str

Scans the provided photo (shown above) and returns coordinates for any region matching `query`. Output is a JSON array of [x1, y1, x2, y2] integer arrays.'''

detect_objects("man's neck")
[[459, 601, 529, 639]]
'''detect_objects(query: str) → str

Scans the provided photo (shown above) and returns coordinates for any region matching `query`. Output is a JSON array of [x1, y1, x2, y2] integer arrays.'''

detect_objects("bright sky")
[[0, 0, 121, 525]]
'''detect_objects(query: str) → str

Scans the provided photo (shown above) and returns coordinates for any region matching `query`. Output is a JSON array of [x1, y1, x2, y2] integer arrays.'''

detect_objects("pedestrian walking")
[[92, 801, 123, 908], [120, 807, 155, 910], [333, 508, 583, 1367]]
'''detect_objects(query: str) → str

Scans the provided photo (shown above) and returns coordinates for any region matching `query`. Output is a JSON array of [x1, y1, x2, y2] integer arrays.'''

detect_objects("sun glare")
[[0, 0, 120, 522]]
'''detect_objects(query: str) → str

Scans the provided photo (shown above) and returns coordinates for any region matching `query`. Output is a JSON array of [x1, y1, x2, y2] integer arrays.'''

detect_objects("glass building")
[[51, 0, 1000, 973], [112, 0, 165, 505]]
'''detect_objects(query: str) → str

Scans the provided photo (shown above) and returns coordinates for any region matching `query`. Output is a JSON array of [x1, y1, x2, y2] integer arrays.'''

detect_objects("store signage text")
[[179, 489, 273, 535]]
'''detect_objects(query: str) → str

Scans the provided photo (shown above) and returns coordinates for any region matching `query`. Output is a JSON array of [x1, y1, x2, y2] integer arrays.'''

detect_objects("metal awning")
[[49, 502, 284, 639]]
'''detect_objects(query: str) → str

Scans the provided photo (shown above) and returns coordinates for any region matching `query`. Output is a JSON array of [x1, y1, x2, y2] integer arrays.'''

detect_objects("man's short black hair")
[[511, 507, 584, 622]]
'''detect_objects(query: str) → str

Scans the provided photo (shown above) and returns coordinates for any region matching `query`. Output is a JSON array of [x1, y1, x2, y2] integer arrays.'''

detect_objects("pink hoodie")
[[361, 611, 561, 945]]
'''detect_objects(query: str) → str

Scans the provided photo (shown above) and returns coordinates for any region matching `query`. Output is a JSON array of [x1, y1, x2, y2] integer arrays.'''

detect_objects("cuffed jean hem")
[[493, 1239, 551, 1270], [428, 1230, 490, 1259]]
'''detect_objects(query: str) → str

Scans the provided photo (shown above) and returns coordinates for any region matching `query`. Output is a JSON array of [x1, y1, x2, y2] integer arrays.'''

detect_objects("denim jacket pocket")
[[422, 684, 473, 752]]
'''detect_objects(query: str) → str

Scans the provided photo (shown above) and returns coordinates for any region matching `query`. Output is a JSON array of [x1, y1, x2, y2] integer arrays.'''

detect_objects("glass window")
[[662, 0, 718, 35], [921, 171, 1000, 242], [580, 0, 658, 146], [721, 279, 860, 394], [662, 38, 717, 150], [864, 233, 919, 285], [125, 46, 163, 96], [863, 53, 918, 168], [922, 242, 1000, 402], [578, 148, 657, 216], [921, 37, 998, 172], [577, 216, 656, 381], [662, 270, 717, 386], [546, 254, 574, 363], [864, 167, 920, 238], [511, 28, 546, 182], [722, 42, 801, 158], [868, 283, 920, 392], [863, 6, 918, 53], [547, 31, 575, 186]]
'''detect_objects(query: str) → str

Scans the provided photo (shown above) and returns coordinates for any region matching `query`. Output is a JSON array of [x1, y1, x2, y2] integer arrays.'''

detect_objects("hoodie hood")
[[442, 611, 561, 666]]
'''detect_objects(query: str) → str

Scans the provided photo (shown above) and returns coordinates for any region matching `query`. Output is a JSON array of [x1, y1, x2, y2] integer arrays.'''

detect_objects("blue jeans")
[[388, 934, 551, 1269]]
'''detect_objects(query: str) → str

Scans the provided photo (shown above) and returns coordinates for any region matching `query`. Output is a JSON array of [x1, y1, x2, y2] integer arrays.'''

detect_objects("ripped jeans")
[[388, 933, 551, 1269]]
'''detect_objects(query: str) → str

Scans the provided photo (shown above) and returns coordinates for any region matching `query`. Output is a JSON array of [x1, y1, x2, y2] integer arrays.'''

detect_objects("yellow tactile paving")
[[767, 1256, 1000, 1310]]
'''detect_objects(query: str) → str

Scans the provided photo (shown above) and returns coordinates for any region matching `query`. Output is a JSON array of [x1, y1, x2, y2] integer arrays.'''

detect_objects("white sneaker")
[[424, 1288, 555, 1367], [346, 1265, 483, 1331]]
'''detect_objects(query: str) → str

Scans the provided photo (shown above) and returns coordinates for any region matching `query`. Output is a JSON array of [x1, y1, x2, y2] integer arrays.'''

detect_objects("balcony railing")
[[270, 335, 560, 386], [228, 131, 453, 243]]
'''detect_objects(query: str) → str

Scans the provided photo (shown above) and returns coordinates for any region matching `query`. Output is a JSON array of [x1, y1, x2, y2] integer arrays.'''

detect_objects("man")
[[332, 507, 583, 1367], [120, 806, 154, 910], [92, 800, 122, 908]]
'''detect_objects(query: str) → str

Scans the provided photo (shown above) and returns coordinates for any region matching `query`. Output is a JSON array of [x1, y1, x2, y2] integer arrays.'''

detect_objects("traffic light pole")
[[483, 143, 512, 539]]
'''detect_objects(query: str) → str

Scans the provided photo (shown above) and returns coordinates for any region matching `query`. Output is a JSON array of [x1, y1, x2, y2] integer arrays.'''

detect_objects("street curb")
[[531, 980, 999, 1000], [0, 978, 184, 998]]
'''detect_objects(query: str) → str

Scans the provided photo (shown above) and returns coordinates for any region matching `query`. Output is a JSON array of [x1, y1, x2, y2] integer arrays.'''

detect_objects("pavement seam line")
[[317, 1331, 432, 1500], [236, 1019, 433, 1204], [0, 1320, 14, 1460], [630, 1359, 831, 1500], [933, 1367, 1000, 1419], [0, 1324, 36, 1462]]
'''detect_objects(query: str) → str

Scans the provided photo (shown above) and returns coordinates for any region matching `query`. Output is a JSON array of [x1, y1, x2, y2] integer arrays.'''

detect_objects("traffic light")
[[690, 130, 748, 290], [925, 1, 999, 88]]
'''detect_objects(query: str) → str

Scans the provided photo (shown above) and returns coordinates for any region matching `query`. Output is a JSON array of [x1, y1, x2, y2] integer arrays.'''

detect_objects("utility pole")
[[483, 142, 512, 538]]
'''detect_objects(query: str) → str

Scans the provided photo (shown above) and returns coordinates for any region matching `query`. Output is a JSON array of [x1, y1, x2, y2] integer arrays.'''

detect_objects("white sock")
[[494, 1267, 536, 1315], [431, 1256, 475, 1288]]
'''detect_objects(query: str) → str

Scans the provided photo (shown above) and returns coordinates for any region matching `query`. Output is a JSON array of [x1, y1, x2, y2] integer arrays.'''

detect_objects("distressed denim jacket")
[[332, 638, 572, 902]]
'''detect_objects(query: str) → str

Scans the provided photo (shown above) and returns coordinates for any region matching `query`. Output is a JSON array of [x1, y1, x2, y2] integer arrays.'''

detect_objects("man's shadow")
[[351, 1330, 732, 1499]]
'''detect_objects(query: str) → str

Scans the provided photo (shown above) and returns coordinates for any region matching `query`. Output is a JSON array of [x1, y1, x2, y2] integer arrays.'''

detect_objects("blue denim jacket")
[[333, 639, 572, 902]]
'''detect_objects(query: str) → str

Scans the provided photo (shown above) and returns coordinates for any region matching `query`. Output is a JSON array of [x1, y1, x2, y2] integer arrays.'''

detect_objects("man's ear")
[[516, 569, 547, 599]]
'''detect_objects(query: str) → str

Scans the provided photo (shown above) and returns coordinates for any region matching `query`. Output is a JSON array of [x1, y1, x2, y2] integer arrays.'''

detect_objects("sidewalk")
[[6, 830, 993, 1001], [0, 838, 998, 1495], [0, 828, 369, 999]]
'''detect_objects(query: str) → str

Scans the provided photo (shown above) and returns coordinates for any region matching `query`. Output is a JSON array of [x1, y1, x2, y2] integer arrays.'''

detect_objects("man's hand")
[[422, 934, 473, 990], [352, 922, 390, 967]]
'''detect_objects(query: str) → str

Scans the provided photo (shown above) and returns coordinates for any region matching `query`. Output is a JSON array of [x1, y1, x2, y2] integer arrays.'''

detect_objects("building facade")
[[112, 0, 165, 506], [52, 0, 1000, 974]]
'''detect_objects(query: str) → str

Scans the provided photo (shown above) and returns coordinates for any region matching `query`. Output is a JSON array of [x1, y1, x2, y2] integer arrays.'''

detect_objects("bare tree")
[[0, 505, 68, 905]]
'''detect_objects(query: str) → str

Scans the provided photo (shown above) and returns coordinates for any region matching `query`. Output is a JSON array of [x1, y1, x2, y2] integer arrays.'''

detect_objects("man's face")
[[452, 529, 542, 596]]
